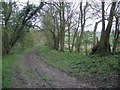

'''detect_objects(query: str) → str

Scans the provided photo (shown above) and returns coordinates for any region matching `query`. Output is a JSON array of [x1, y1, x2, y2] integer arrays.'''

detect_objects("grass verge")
[[2, 47, 34, 88], [39, 46, 119, 80], [2, 54, 18, 88], [0, 56, 2, 89]]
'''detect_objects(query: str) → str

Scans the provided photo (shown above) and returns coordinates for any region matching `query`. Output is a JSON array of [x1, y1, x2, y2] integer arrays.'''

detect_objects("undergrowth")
[[39, 46, 119, 80]]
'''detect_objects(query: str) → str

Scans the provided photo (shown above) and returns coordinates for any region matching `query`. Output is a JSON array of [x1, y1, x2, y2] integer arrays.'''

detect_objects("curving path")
[[11, 49, 95, 88]]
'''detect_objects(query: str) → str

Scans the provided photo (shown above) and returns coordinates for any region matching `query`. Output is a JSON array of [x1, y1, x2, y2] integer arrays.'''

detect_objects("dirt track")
[[11, 49, 95, 88]]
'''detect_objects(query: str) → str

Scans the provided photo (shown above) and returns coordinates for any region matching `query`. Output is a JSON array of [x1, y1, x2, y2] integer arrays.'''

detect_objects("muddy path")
[[11, 49, 96, 88]]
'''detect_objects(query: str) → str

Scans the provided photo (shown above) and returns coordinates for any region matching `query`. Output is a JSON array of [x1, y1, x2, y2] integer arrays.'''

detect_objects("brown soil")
[[11, 49, 96, 88]]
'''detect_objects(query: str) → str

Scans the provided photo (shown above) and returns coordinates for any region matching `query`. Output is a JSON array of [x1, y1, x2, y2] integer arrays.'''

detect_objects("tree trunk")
[[59, 2, 65, 52], [2, 2, 44, 55], [75, 34, 80, 52], [93, 22, 98, 46], [112, 17, 119, 52], [53, 35, 59, 50], [55, 13, 60, 51], [2, 29, 11, 55], [68, 24, 71, 52], [71, 29, 78, 52], [90, 2, 116, 55], [75, 2, 88, 53], [71, 3, 81, 52]]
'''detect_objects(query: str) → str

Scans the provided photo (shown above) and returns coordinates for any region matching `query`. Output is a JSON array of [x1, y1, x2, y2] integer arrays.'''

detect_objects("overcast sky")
[[13, 0, 117, 32]]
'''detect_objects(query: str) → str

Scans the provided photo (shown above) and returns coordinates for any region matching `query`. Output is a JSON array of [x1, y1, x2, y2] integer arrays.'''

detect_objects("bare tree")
[[91, 1, 117, 55], [75, 1, 89, 52]]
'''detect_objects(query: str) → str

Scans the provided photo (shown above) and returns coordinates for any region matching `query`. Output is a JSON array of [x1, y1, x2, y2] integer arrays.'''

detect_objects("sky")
[[13, 0, 116, 32]]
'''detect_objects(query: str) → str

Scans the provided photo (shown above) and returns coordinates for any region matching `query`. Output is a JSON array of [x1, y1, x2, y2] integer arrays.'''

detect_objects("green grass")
[[2, 47, 34, 88], [39, 46, 119, 80], [0, 56, 2, 89], [25, 69, 33, 78], [43, 75, 51, 81], [2, 54, 18, 88]]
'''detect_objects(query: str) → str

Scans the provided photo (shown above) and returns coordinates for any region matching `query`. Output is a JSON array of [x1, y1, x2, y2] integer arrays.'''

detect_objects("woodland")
[[1, 0, 120, 88]]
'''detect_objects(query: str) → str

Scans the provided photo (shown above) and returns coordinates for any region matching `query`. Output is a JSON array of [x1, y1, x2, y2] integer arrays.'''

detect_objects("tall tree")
[[91, 1, 117, 55], [2, 1, 44, 55], [2, 0, 13, 55], [42, 4, 60, 50], [112, 1, 120, 52], [112, 16, 119, 52], [66, 3, 73, 52], [59, 2, 65, 52], [75, 1, 88, 52]]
